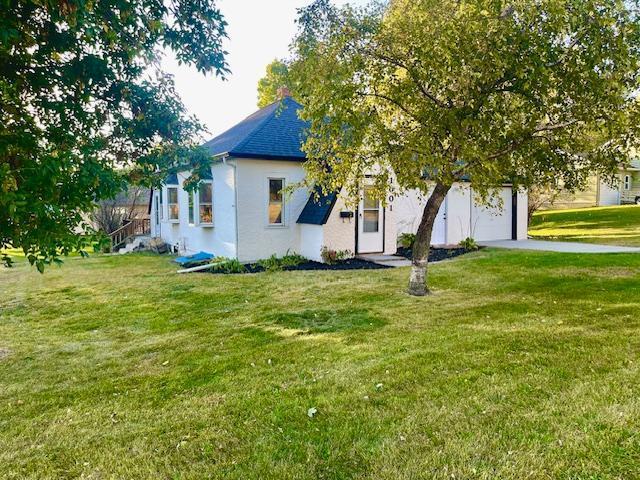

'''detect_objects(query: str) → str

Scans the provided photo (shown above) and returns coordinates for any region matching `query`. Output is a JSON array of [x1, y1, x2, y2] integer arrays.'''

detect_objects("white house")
[[149, 96, 527, 263]]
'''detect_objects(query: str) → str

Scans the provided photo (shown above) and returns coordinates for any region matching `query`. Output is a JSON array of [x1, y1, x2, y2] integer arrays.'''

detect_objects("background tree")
[[91, 185, 149, 234], [257, 58, 294, 107], [1, 0, 229, 270], [292, 0, 640, 295]]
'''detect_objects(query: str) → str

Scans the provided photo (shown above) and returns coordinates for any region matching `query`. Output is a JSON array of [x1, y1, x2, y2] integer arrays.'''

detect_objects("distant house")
[[149, 95, 527, 262], [541, 160, 640, 210], [91, 186, 151, 234], [619, 160, 640, 205]]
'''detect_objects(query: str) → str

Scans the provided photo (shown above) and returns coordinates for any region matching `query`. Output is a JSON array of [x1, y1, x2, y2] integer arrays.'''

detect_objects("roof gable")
[[202, 97, 308, 161]]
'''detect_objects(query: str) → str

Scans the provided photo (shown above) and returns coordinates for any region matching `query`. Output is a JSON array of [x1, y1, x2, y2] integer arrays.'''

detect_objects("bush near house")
[[320, 246, 353, 265], [2, 251, 640, 478]]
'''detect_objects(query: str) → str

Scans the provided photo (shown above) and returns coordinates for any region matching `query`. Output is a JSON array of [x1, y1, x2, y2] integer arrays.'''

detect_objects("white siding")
[[234, 158, 309, 262], [299, 224, 324, 262], [392, 187, 446, 244], [322, 194, 356, 255], [516, 189, 528, 240], [392, 183, 525, 246], [446, 184, 473, 245], [152, 161, 237, 258], [470, 187, 512, 242]]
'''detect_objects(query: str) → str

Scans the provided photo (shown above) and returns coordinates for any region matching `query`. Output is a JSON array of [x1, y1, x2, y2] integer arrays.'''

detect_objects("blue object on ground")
[[174, 251, 215, 265]]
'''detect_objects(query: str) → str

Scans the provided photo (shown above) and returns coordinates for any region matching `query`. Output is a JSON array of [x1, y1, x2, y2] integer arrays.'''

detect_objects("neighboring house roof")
[[297, 187, 338, 225], [113, 187, 151, 207], [202, 96, 308, 161]]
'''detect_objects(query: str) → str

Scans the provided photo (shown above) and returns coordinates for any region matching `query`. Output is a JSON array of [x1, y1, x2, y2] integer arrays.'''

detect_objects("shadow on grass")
[[265, 308, 386, 334]]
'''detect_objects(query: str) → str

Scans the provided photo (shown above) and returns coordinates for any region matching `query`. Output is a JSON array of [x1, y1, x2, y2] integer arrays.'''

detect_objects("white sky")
[[162, 0, 366, 141]]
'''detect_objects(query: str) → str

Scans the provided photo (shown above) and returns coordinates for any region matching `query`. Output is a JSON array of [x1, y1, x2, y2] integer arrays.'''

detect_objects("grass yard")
[[1, 251, 640, 479], [530, 204, 640, 247]]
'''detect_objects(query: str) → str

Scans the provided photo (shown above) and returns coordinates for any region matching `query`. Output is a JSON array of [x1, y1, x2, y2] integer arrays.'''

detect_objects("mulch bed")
[[396, 246, 476, 262], [243, 258, 390, 274], [194, 248, 475, 275], [201, 258, 390, 275]]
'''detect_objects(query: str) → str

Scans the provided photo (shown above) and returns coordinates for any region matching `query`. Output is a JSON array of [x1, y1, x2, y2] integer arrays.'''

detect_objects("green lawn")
[[1, 251, 640, 479], [530, 204, 640, 247]]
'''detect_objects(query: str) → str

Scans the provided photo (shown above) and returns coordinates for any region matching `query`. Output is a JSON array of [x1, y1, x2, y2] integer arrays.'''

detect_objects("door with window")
[[357, 185, 384, 253]]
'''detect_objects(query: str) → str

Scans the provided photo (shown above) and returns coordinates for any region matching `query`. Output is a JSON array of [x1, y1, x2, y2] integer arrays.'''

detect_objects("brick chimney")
[[277, 86, 291, 99]]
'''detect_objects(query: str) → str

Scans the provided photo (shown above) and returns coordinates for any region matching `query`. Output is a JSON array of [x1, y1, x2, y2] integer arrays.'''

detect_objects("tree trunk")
[[408, 182, 451, 296]]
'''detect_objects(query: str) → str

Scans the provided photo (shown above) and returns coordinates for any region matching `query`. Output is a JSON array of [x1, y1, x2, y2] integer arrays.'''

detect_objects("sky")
[[162, 0, 366, 142]]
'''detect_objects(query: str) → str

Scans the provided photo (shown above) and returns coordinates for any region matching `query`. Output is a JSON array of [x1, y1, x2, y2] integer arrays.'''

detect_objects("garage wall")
[[392, 187, 447, 245], [470, 187, 513, 242], [446, 184, 472, 245], [516, 189, 528, 240]]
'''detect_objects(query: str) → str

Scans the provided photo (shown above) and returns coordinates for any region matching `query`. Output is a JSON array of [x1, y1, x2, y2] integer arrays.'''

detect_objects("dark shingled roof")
[[297, 187, 338, 225], [165, 173, 178, 184], [202, 97, 308, 161]]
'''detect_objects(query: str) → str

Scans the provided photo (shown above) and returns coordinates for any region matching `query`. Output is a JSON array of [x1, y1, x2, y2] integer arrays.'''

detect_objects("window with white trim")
[[624, 175, 632, 190], [198, 181, 213, 224], [268, 178, 285, 225], [167, 186, 179, 221], [154, 193, 160, 225], [159, 188, 164, 221], [188, 190, 195, 225]]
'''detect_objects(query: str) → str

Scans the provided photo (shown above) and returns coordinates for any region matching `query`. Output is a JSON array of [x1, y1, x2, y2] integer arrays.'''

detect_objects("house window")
[[624, 175, 632, 190], [188, 191, 195, 225], [167, 186, 179, 221], [154, 193, 160, 225], [198, 181, 213, 224], [159, 189, 163, 221], [362, 185, 380, 232], [268, 178, 285, 225]]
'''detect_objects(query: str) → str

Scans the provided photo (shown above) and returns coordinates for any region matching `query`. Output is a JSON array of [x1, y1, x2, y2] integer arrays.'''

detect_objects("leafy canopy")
[[0, 0, 229, 270], [256, 58, 294, 108], [292, 0, 640, 202]]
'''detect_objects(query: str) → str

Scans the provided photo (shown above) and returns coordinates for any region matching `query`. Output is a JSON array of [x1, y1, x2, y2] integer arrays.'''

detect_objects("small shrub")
[[459, 237, 479, 252], [210, 257, 246, 274], [279, 251, 306, 268], [258, 251, 307, 272], [398, 233, 416, 249], [258, 254, 283, 272], [320, 246, 353, 265]]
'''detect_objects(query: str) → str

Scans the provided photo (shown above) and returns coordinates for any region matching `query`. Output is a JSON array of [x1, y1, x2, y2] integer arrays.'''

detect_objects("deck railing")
[[109, 218, 151, 249]]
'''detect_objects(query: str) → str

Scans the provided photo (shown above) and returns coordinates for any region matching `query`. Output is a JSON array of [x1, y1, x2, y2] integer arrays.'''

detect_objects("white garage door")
[[471, 188, 513, 241], [431, 201, 446, 245]]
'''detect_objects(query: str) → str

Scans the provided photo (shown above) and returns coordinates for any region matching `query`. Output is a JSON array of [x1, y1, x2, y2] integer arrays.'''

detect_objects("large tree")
[[256, 58, 294, 107], [1, 0, 228, 270], [292, 0, 640, 295]]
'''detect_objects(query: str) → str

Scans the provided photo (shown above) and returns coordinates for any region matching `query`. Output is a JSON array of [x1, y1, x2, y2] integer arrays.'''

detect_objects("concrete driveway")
[[480, 239, 640, 254]]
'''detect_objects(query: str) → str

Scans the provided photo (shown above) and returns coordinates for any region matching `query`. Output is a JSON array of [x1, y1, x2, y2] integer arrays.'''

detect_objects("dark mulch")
[[396, 246, 477, 262], [206, 258, 390, 275]]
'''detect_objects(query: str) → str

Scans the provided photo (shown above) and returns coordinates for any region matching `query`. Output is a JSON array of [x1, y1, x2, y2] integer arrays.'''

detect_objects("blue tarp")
[[174, 251, 214, 266]]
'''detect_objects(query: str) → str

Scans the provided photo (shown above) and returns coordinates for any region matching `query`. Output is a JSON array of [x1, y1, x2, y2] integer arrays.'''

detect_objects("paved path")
[[358, 254, 412, 267], [480, 239, 640, 253]]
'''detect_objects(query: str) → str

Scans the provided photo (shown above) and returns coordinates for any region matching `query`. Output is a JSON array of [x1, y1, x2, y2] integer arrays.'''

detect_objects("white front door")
[[358, 185, 384, 253]]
